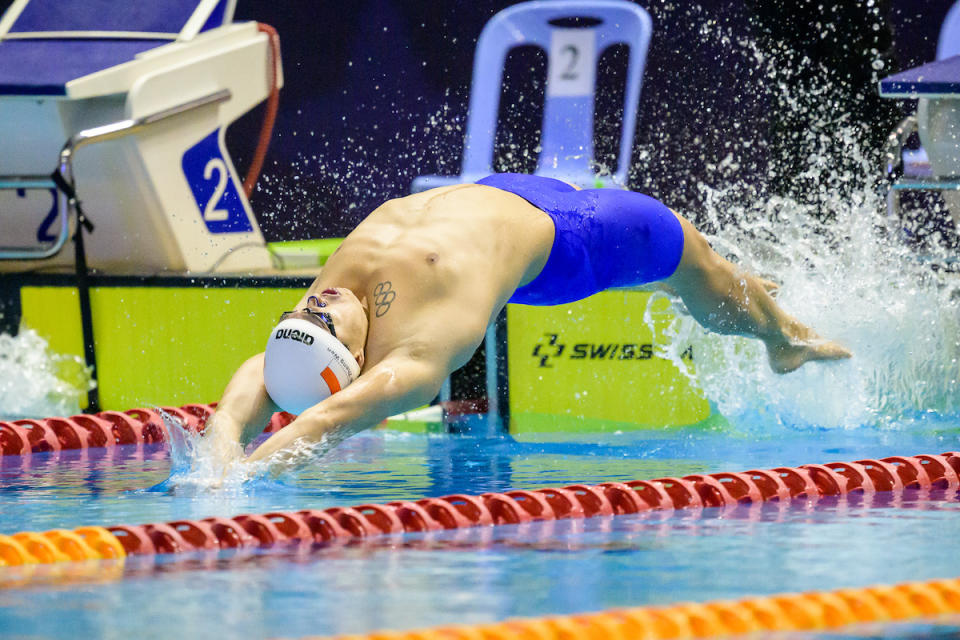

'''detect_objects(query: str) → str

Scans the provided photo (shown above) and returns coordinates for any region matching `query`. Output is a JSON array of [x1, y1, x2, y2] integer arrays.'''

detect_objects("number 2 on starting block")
[[182, 130, 253, 233]]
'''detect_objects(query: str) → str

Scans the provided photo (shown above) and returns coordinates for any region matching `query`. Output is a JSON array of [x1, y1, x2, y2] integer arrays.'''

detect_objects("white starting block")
[[880, 3, 960, 233], [0, 0, 282, 273]]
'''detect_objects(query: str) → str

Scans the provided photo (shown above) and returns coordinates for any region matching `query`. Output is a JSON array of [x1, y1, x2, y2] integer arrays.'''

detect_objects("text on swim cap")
[[275, 328, 315, 345]]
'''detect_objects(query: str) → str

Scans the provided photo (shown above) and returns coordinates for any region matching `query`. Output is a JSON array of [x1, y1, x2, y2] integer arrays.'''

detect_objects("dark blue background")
[[0, 0, 954, 239], [225, 0, 955, 240]]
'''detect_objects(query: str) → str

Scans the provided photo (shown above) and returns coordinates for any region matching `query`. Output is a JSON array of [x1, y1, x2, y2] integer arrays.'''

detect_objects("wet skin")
[[209, 184, 850, 466]]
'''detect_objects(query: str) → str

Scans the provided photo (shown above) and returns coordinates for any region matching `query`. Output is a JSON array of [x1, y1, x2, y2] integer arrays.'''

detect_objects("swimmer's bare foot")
[[766, 331, 852, 374], [758, 277, 780, 298]]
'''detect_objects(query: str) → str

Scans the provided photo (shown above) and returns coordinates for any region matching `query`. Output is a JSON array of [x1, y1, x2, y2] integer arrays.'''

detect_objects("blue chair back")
[[462, 0, 652, 186], [938, 0, 960, 60]]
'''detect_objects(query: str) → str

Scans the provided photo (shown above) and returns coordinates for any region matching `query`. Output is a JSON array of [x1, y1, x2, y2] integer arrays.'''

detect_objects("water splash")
[[651, 189, 960, 430], [644, 19, 960, 431], [153, 410, 340, 493], [0, 328, 94, 419]]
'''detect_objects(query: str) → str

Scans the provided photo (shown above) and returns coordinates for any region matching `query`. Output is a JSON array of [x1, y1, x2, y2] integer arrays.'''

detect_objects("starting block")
[[880, 2, 960, 233], [0, 0, 283, 273]]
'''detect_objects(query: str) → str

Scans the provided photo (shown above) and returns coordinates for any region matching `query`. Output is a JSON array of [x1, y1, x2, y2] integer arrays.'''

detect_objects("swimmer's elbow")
[[378, 362, 445, 411], [415, 377, 445, 406], [388, 372, 444, 409]]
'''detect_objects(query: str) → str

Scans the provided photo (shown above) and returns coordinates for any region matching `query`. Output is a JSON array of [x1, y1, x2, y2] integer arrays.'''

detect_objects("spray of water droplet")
[[0, 328, 94, 419], [644, 18, 960, 431], [154, 410, 343, 493]]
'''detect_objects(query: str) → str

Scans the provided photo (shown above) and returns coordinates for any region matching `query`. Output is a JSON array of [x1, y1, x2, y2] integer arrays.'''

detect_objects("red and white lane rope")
[[1, 450, 957, 565]]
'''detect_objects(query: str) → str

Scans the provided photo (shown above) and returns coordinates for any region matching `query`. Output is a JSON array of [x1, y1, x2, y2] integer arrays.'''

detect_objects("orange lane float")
[[292, 578, 960, 640], [0, 451, 957, 568]]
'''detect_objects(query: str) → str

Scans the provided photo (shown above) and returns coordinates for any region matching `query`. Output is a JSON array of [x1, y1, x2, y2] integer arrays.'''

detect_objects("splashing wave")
[[643, 18, 960, 431], [0, 328, 94, 420], [153, 411, 340, 493]]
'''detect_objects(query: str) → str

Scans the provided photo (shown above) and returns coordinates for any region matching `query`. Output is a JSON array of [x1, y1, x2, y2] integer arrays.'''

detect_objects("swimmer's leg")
[[662, 212, 851, 373]]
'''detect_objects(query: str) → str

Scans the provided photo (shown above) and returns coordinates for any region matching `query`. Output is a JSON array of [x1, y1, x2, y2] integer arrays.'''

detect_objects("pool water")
[[1, 419, 959, 639]]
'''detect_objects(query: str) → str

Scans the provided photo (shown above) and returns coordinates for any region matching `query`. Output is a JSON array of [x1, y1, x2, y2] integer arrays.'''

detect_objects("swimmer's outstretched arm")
[[244, 355, 445, 465], [207, 353, 280, 459]]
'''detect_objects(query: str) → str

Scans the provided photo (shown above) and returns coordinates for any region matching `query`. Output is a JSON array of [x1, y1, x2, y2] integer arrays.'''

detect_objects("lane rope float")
[[0, 451, 956, 566], [0, 404, 295, 456], [287, 576, 960, 640]]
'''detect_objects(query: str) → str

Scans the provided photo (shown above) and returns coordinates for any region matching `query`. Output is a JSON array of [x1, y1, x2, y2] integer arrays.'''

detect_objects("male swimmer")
[[208, 174, 851, 464]]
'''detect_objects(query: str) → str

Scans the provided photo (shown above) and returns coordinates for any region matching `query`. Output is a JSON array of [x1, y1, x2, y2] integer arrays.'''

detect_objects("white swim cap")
[[263, 316, 361, 414]]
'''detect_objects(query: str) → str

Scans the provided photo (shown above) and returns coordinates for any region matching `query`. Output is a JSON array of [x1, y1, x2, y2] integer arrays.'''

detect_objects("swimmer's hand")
[[204, 413, 247, 466]]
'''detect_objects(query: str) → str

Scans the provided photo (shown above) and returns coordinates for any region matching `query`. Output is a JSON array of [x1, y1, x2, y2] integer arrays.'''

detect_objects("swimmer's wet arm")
[[244, 355, 446, 464], [207, 353, 281, 455]]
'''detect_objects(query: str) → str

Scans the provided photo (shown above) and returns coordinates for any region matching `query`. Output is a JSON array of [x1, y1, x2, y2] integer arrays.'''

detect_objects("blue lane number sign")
[[182, 130, 253, 233]]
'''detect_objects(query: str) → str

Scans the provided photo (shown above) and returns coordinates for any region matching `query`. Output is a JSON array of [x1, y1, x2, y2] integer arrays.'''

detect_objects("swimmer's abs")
[[331, 226, 543, 290], [324, 185, 554, 298], [362, 185, 552, 250]]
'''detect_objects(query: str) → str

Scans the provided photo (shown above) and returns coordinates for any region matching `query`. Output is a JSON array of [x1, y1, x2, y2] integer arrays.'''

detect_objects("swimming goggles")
[[279, 308, 337, 338]]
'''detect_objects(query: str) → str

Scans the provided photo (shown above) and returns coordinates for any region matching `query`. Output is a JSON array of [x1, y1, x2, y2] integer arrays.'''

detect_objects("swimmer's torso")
[[306, 184, 555, 371]]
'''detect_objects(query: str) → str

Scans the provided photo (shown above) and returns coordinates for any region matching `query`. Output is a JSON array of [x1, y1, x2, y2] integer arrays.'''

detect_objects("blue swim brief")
[[476, 173, 685, 306]]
